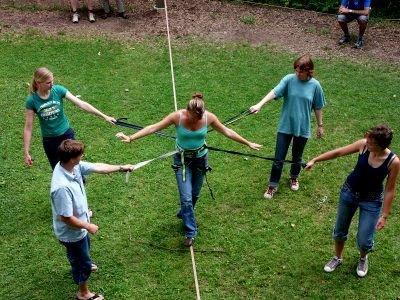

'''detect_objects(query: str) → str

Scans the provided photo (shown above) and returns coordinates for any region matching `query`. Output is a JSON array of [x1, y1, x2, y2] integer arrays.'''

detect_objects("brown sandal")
[[76, 293, 104, 300]]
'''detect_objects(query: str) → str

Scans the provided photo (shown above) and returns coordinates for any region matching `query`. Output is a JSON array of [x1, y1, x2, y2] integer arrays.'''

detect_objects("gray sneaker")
[[353, 38, 364, 49], [338, 35, 350, 45], [356, 256, 368, 277], [324, 256, 343, 272], [72, 12, 79, 23]]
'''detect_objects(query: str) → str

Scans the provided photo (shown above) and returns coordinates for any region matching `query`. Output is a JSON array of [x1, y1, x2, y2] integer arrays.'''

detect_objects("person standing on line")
[[250, 55, 325, 199], [117, 92, 262, 246]]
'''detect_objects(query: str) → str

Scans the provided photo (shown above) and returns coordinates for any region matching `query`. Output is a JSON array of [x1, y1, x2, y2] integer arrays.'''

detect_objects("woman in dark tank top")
[[305, 124, 399, 278]]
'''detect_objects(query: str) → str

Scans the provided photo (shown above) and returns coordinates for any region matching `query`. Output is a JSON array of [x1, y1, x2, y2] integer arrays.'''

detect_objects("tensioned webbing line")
[[162, 1, 200, 299], [114, 118, 306, 167], [163, 0, 178, 112]]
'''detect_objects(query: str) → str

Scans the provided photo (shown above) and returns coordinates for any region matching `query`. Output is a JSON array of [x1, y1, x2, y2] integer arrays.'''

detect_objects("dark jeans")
[[269, 132, 308, 187], [60, 234, 92, 285], [42, 128, 75, 170]]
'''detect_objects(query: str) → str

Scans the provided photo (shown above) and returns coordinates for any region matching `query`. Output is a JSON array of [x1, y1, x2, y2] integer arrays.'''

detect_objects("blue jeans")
[[60, 234, 92, 285], [172, 153, 208, 238], [269, 132, 308, 187], [333, 184, 383, 253], [42, 128, 75, 170]]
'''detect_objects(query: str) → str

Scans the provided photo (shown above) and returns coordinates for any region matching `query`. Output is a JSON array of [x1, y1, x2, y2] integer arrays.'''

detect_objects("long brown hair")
[[30, 67, 53, 94]]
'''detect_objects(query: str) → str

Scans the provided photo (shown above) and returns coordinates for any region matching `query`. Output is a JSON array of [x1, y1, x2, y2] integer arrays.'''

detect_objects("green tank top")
[[176, 111, 208, 157]]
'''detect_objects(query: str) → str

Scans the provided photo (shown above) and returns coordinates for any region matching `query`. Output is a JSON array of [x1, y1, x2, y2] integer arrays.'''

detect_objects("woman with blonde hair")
[[24, 67, 115, 170], [117, 92, 262, 246]]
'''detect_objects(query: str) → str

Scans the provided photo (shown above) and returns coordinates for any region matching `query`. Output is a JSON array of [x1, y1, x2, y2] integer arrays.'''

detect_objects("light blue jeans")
[[333, 184, 383, 253], [172, 153, 208, 238]]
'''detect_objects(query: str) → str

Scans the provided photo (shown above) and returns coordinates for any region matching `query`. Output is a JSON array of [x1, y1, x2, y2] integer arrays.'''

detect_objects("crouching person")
[[50, 139, 133, 300]]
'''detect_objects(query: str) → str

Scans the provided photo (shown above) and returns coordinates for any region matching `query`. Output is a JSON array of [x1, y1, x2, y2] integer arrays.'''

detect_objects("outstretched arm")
[[208, 112, 262, 150], [376, 157, 400, 230], [116, 112, 176, 143], [23, 109, 35, 166], [65, 91, 116, 124], [91, 163, 134, 174], [249, 90, 276, 114], [305, 139, 365, 170]]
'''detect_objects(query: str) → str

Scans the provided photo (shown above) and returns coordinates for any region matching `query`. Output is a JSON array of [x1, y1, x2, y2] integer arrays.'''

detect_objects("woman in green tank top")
[[117, 92, 262, 246]]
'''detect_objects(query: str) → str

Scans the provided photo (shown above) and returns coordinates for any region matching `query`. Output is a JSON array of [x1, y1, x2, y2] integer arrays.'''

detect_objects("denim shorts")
[[337, 13, 369, 23]]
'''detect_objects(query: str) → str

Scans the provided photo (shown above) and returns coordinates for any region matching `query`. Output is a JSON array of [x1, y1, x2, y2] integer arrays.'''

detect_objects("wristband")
[[119, 165, 124, 172], [349, 9, 353, 13]]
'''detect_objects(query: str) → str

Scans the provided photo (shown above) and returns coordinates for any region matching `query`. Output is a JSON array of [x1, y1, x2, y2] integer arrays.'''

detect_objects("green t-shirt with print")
[[25, 85, 70, 137]]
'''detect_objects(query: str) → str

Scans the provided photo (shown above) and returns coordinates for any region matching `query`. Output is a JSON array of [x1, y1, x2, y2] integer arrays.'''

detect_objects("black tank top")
[[346, 148, 395, 198]]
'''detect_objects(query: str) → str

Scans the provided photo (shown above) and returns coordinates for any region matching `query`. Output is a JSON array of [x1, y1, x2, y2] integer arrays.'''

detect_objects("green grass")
[[1, 32, 400, 299]]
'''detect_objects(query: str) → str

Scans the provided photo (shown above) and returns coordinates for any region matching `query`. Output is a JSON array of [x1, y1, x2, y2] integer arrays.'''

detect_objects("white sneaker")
[[88, 12, 96, 23], [72, 12, 79, 23], [356, 256, 368, 277], [290, 178, 299, 191], [324, 256, 343, 272], [263, 186, 277, 199], [91, 263, 98, 272]]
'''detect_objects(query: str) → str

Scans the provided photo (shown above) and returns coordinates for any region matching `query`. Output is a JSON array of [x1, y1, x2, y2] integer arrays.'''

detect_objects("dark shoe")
[[101, 12, 112, 19], [338, 35, 350, 45], [117, 12, 129, 19], [184, 237, 194, 247], [176, 210, 182, 219], [353, 38, 364, 49]]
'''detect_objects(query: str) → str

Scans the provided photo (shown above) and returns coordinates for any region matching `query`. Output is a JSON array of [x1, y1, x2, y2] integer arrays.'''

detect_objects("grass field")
[[1, 32, 400, 299]]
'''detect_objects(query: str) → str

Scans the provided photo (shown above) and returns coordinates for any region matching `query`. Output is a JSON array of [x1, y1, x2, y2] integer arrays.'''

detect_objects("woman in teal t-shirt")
[[116, 92, 262, 247], [24, 67, 116, 169], [250, 55, 326, 199]]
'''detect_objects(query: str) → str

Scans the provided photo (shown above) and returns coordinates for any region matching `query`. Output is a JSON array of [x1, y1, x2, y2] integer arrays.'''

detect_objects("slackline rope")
[[163, 0, 178, 111], [190, 245, 201, 300], [162, 1, 200, 298]]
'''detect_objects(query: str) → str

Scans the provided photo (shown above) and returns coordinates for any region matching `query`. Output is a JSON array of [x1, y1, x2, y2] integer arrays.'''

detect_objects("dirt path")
[[1, 0, 399, 64]]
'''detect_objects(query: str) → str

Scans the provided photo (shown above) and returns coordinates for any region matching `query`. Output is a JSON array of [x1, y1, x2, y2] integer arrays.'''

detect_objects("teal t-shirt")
[[273, 74, 325, 138], [25, 85, 70, 137]]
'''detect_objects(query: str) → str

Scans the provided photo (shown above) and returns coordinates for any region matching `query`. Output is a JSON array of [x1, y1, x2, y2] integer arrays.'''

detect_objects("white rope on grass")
[[163, 0, 178, 112], [190, 245, 201, 300]]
